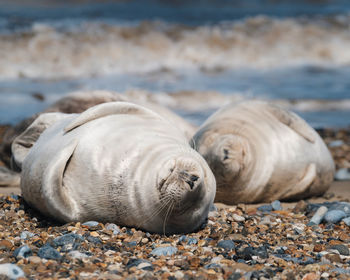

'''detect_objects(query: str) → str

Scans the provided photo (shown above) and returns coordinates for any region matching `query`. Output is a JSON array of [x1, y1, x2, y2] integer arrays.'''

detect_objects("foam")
[[1, 16, 350, 79]]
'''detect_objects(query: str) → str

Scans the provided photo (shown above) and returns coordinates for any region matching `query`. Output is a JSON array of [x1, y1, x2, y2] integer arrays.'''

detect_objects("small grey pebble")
[[53, 233, 84, 247], [308, 206, 328, 226], [13, 245, 32, 259], [204, 263, 222, 270], [329, 202, 350, 215], [127, 259, 153, 271], [151, 246, 177, 256], [187, 238, 198, 245], [105, 223, 120, 234], [271, 200, 282, 211], [178, 235, 187, 243], [0, 263, 25, 279], [331, 268, 350, 275], [334, 168, 350, 181], [329, 244, 349, 256], [82, 221, 99, 227], [324, 210, 347, 223], [217, 240, 235, 251], [342, 217, 350, 226], [87, 236, 102, 244], [68, 250, 89, 259], [20, 231, 34, 240], [257, 205, 273, 212], [38, 245, 61, 260]]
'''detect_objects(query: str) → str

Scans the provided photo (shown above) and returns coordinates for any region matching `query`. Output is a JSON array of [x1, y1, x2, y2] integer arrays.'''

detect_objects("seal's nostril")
[[190, 175, 199, 182], [186, 180, 194, 189], [223, 149, 229, 160]]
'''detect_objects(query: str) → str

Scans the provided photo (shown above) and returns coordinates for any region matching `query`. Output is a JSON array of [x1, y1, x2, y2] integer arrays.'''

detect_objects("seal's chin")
[[155, 157, 209, 233]]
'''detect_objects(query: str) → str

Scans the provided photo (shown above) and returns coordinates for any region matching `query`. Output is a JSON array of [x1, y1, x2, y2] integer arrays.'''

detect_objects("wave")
[[1, 15, 350, 79]]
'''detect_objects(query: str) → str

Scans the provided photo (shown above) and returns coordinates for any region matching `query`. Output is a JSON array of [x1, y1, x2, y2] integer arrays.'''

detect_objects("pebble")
[[187, 237, 198, 245], [151, 246, 177, 257], [217, 240, 235, 251], [82, 221, 99, 227], [329, 202, 350, 215], [13, 245, 32, 259], [87, 236, 102, 244], [342, 217, 350, 226], [53, 233, 84, 247], [1, 188, 350, 279], [127, 259, 153, 271], [232, 214, 245, 222], [334, 168, 350, 180], [105, 223, 121, 235], [38, 245, 62, 260], [69, 250, 90, 259], [0, 240, 13, 251], [271, 200, 282, 211], [324, 253, 342, 263], [27, 256, 41, 264], [0, 263, 25, 279], [324, 210, 347, 223], [329, 244, 349, 256], [20, 231, 34, 240], [257, 205, 273, 212], [293, 200, 308, 213], [331, 268, 350, 275], [308, 206, 328, 225]]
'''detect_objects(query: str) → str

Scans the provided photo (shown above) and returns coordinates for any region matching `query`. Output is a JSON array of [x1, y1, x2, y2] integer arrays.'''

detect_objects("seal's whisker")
[[136, 196, 173, 228], [163, 201, 175, 235]]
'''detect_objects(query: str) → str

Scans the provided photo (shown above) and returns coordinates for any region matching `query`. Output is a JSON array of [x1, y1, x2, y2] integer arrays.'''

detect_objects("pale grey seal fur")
[[192, 100, 335, 204], [16, 102, 215, 234], [0, 90, 196, 187]]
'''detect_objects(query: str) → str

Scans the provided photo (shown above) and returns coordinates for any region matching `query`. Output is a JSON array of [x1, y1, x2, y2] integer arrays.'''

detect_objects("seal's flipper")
[[12, 113, 69, 170], [0, 166, 20, 186], [267, 104, 316, 143], [64, 101, 162, 133], [279, 163, 317, 200], [43, 139, 80, 222]]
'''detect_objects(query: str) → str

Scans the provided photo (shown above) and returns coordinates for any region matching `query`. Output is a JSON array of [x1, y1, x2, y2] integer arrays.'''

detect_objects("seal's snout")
[[208, 135, 250, 178], [179, 171, 199, 190]]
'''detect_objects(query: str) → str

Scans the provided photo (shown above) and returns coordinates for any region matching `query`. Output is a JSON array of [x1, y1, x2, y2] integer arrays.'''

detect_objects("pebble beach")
[[0, 125, 349, 279], [1, 1, 350, 279]]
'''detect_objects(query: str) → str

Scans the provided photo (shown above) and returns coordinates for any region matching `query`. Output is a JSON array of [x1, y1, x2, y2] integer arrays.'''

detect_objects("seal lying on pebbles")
[[192, 100, 335, 204], [0, 90, 196, 186], [14, 102, 215, 234]]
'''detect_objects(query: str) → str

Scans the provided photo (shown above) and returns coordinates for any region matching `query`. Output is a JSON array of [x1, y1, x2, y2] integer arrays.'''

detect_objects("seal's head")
[[152, 153, 216, 234], [200, 134, 251, 184]]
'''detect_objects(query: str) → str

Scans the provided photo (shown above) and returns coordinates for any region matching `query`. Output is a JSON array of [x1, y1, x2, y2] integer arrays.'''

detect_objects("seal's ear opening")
[[11, 112, 69, 171]]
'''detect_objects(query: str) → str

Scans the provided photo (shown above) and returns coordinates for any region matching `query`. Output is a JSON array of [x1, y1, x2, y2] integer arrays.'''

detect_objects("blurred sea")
[[0, 0, 350, 128]]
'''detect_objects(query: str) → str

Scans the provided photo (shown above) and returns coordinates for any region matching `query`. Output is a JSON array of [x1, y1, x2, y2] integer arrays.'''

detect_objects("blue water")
[[0, 0, 350, 128]]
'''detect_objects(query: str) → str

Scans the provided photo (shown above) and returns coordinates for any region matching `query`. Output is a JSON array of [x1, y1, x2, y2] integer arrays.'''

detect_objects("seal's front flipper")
[[279, 163, 317, 200], [267, 104, 316, 143], [0, 166, 20, 186], [12, 112, 69, 171], [42, 139, 80, 222]]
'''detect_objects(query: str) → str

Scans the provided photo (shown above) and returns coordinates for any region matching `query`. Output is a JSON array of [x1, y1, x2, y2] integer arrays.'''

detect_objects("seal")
[[192, 100, 335, 204], [0, 90, 196, 187], [16, 102, 216, 234]]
